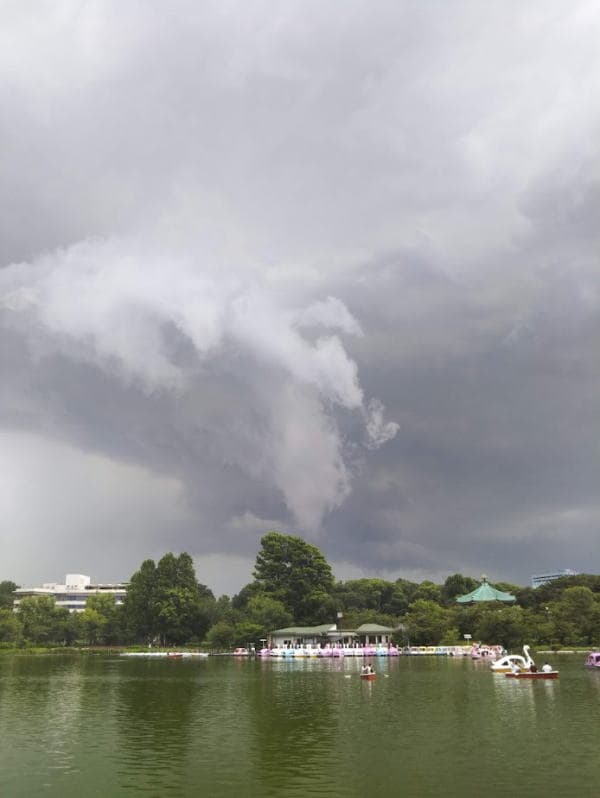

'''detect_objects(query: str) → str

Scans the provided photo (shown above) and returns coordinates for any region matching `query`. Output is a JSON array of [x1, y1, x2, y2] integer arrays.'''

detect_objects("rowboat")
[[360, 673, 376, 681], [505, 671, 558, 680]]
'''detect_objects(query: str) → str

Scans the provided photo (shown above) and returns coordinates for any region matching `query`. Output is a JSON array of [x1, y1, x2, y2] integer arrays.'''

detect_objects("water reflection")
[[114, 658, 199, 794], [493, 673, 563, 737], [41, 660, 84, 774], [583, 668, 600, 698], [492, 672, 537, 716], [252, 658, 339, 788], [0, 655, 116, 795]]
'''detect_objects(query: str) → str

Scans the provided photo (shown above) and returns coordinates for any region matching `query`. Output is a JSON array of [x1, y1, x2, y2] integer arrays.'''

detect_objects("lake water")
[[0, 653, 598, 797]]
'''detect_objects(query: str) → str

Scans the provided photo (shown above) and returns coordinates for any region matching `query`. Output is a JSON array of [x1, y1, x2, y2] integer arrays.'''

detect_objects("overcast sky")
[[1, 1, 599, 595]]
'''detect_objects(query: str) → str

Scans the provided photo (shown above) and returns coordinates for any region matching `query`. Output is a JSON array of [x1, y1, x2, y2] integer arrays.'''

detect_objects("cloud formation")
[[2, 234, 396, 539], [1, 0, 599, 592]]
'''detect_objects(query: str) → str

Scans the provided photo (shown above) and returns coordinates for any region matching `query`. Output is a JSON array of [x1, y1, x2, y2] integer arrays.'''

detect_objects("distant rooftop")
[[531, 570, 578, 589], [17, 574, 128, 592]]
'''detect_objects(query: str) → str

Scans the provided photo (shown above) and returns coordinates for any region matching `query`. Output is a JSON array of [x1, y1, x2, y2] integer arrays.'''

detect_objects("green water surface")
[[0, 653, 597, 797]]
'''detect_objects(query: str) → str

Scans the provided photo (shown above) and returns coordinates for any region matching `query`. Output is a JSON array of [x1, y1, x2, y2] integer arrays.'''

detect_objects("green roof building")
[[268, 622, 398, 649], [455, 577, 516, 604]]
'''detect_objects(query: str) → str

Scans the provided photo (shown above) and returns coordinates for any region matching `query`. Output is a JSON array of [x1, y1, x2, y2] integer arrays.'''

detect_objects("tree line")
[[1, 532, 599, 650]]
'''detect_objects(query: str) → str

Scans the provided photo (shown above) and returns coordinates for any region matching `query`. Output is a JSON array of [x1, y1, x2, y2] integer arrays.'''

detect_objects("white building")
[[531, 569, 578, 589], [14, 573, 128, 612]]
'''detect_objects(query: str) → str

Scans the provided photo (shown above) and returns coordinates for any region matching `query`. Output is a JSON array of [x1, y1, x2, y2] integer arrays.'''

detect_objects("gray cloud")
[[1, 0, 599, 592]]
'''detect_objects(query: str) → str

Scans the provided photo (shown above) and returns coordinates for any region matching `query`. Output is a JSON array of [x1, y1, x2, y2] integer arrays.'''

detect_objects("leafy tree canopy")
[[411, 581, 442, 604], [17, 595, 71, 645], [336, 578, 404, 614], [441, 574, 478, 605], [253, 532, 334, 623], [405, 599, 449, 646], [0, 608, 22, 643], [124, 552, 214, 645], [0, 581, 18, 610], [245, 594, 293, 632]]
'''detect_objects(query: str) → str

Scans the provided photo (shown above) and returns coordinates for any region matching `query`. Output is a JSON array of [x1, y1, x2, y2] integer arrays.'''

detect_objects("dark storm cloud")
[[1, 0, 599, 592]]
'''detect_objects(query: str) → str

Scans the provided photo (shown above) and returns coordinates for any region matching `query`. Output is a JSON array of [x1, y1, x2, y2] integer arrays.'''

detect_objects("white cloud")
[[1, 234, 397, 535]]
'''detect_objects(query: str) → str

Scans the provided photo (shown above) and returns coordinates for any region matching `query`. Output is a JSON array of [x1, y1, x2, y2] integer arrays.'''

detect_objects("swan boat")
[[471, 644, 503, 659], [490, 645, 535, 673], [585, 652, 600, 669]]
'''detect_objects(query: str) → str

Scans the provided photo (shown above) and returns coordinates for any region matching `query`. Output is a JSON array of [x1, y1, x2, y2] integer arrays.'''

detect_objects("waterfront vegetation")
[[2, 533, 600, 651]]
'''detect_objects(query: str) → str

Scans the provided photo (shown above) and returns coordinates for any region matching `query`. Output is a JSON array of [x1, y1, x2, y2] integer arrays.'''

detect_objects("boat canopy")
[[455, 577, 516, 604]]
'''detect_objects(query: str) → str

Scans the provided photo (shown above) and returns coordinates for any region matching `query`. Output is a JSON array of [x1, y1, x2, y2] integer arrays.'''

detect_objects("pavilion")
[[455, 576, 516, 604]]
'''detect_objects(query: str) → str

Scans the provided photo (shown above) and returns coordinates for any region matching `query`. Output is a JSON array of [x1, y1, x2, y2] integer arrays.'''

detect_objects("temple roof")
[[455, 577, 516, 604]]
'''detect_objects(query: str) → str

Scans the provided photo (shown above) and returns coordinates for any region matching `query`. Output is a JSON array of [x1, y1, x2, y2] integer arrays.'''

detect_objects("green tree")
[[78, 608, 107, 645], [412, 581, 443, 605], [245, 594, 293, 632], [0, 581, 18, 610], [395, 578, 420, 606], [474, 606, 527, 650], [253, 532, 335, 623], [123, 559, 158, 643], [336, 578, 403, 616], [156, 586, 205, 645], [231, 582, 262, 610], [17, 596, 71, 645], [0, 608, 22, 643], [404, 599, 449, 645], [156, 552, 198, 593], [154, 553, 207, 644], [550, 586, 597, 645], [232, 622, 263, 648], [513, 586, 536, 609], [124, 553, 210, 645], [441, 574, 477, 605], [205, 621, 236, 650], [439, 627, 462, 645], [85, 594, 124, 645], [387, 583, 412, 615]]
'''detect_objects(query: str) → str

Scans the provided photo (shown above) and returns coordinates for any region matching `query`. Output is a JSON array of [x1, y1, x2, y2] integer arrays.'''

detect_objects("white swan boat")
[[490, 645, 535, 673]]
